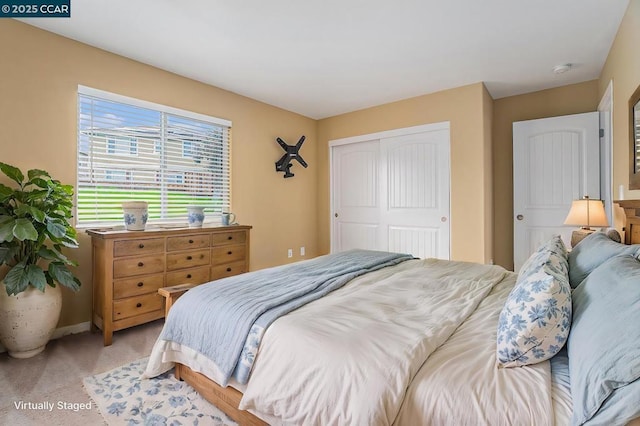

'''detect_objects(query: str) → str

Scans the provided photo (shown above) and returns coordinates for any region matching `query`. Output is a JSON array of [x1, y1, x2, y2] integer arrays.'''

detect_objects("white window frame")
[[77, 85, 232, 228]]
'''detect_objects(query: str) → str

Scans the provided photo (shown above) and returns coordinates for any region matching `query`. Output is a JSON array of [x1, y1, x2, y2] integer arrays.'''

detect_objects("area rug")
[[83, 357, 237, 426]]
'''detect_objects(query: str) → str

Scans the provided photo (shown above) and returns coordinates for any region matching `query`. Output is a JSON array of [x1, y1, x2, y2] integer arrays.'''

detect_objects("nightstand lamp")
[[564, 196, 609, 247]]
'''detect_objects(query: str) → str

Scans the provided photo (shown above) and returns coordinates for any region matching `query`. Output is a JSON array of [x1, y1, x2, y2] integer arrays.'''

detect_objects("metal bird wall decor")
[[275, 135, 307, 178]]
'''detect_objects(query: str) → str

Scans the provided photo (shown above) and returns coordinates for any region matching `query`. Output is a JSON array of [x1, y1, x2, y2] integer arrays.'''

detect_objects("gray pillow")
[[567, 255, 640, 425], [567, 232, 639, 288]]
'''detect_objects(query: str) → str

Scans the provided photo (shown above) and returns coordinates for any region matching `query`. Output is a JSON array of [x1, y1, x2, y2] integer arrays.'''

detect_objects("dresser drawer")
[[211, 245, 246, 265], [114, 255, 165, 278], [113, 274, 165, 299], [212, 231, 246, 246], [167, 234, 210, 252], [114, 238, 164, 258], [113, 293, 163, 321], [166, 249, 210, 271], [210, 261, 247, 280], [166, 266, 210, 286]]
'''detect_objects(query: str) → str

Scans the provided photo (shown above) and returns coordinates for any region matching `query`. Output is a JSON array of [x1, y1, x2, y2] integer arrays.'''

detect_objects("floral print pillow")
[[518, 235, 568, 281], [497, 236, 571, 367]]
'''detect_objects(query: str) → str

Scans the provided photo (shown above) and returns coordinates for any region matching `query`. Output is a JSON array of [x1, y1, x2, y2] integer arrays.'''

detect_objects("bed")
[[144, 214, 640, 425]]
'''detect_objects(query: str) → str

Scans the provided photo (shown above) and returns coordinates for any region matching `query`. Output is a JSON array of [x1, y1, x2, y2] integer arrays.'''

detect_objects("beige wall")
[[492, 81, 600, 270], [0, 20, 319, 327], [317, 83, 493, 264], [599, 0, 640, 204]]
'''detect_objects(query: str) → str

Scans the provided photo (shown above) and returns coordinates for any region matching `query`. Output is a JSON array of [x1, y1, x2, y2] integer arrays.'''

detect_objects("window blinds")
[[77, 87, 231, 226]]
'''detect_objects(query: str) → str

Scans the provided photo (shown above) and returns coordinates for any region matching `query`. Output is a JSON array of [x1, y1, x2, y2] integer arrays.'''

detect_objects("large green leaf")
[[0, 184, 13, 202], [15, 205, 46, 223], [27, 169, 50, 181], [59, 184, 74, 195], [29, 178, 50, 189], [58, 238, 79, 249], [3, 262, 29, 295], [26, 264, 46, 292], [46, 219, 66, 239], [0, 162, 24, 186], [13, 218, 38, 241], [24, 190, 49, 203], [38, 247, 60, 261], [0, 218, 16, 242], [47, 262, 80, 291]]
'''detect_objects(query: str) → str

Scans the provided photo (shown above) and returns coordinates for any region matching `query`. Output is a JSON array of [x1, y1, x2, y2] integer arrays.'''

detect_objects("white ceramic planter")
[[122, 201, 149, 231], [0, 284, 62, 358]]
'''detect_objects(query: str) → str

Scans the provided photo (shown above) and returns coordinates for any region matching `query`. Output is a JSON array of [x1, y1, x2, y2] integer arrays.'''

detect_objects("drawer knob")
[[226, 267, 232, 272], [137, 282, 143, 287], [136, 303, 142, 308], [187, 274, 192, 279], [138, 262, 144, 267], [189, 239, 194, 244], [228, 236, 233, 240], [187, 256, 193, 260], [227, 251, 232, 255], [139, 243, 145, 249], [200, 254, 204, 259]]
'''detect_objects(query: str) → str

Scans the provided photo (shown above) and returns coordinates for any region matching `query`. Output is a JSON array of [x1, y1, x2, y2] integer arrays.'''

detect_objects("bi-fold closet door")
[[330, 123, 450, 259]]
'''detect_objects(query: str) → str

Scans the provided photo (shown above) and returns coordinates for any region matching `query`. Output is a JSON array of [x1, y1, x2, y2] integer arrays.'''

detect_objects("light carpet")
[[83, 357, 237, 426]]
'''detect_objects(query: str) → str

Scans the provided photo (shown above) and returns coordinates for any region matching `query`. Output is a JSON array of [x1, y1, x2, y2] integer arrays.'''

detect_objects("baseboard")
[[0, 321, 91, 354]]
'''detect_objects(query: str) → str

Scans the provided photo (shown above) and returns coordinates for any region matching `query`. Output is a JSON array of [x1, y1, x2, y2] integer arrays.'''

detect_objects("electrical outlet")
[[300, 246, 305, 256], [287, 249, 293, 258]]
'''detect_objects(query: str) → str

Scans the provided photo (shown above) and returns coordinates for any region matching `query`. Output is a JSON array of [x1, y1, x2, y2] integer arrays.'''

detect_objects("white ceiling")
[[20, 0, 629, 119]]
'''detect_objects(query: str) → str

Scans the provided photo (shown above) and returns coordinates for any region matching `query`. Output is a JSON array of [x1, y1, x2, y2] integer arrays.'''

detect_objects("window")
[[77, 86, 231, 226], [106, 136, 138, 155], [182, 141, 194, 158], [105, 170, 130, 182]]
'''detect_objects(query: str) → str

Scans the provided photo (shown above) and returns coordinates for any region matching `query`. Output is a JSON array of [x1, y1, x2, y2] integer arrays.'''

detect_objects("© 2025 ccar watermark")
[[0, 0, 70, 17]]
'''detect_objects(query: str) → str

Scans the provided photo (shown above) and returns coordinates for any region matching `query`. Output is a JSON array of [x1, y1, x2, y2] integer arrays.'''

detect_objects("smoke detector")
[[553, 64, 572, 74]]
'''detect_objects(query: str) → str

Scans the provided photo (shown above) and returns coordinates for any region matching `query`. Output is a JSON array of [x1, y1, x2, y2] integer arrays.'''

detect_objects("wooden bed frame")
[[159, 284, 267, 426], [616, 200, 640, 244], [158, 204, 640, 425]]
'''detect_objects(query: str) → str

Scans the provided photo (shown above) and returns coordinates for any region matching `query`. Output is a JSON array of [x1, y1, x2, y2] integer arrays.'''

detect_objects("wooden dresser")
[[87, 225, 251, 345]]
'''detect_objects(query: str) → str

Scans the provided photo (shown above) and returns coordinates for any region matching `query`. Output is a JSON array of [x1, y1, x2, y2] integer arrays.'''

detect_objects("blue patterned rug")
[[83, 357, 237, 426]]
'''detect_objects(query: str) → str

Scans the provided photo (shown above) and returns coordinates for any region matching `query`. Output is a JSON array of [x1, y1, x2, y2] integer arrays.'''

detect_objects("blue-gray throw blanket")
[[161, 249, 414, 386]]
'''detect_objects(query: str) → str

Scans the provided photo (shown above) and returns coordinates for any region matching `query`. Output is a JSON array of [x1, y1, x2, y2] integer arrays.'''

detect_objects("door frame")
[[328, 121, 451, 254], [598, 80, 614, 223]]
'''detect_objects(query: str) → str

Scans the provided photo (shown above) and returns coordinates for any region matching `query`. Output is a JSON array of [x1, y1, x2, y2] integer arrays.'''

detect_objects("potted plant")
[[0, 162, 81, 358]]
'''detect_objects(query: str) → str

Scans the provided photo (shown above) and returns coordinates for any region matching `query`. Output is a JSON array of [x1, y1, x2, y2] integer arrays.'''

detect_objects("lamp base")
[[571, 229, 595, 248]]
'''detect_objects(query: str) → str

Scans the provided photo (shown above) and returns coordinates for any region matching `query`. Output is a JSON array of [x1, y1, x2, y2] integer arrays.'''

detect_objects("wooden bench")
[[158, 283, 197, 317]]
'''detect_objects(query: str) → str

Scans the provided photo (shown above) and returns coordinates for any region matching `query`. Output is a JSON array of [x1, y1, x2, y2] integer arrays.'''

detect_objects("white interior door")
[[381, 132, 450, 259], [513, 112, 600, 271], [332, 140, 381, 252], [331, 123, 450, 259]]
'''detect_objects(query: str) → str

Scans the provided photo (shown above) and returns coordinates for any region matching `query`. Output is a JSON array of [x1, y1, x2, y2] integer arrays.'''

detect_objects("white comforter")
[[393, 269, 553, 426], [238, 259, 553, 425]]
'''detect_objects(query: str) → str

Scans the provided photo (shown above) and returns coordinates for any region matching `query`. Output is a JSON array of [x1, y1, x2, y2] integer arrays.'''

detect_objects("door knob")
[[334, 213, 338, 218], [441, 217, 447, 222], [516, 214, 524, 221]]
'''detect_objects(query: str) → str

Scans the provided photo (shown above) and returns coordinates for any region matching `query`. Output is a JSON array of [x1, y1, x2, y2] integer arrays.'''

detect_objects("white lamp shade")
[[564, 198, 609, 228]]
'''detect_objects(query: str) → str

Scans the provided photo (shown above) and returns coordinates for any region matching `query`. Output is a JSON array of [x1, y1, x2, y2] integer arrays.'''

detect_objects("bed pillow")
[[497, 236, 571, 368], [519, 235, 568, 281], [567, 255, 640, 425], [567, 231, 640, 288]]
